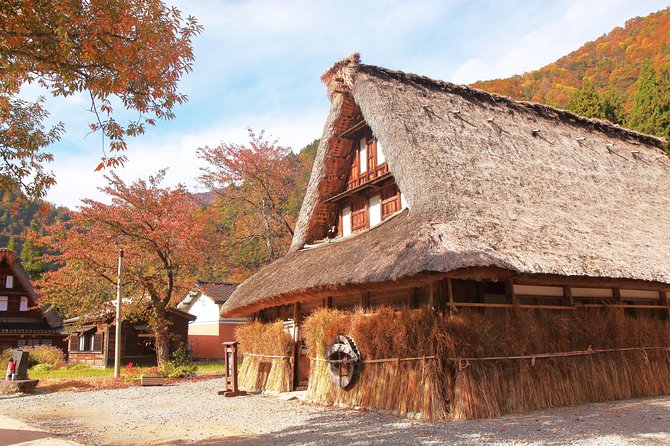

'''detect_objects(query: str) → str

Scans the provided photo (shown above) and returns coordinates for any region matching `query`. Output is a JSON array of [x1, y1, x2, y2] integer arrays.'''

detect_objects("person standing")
[[5, 357, 15, 380]]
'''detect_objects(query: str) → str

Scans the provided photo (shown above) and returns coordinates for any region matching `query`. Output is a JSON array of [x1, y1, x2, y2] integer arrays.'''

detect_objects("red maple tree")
[[38, 170, 206, 364]]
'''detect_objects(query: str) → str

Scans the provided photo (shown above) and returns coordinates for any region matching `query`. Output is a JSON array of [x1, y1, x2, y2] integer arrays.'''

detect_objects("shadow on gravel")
[[0, 427, 55, 444], [153, 396, 670, 446]]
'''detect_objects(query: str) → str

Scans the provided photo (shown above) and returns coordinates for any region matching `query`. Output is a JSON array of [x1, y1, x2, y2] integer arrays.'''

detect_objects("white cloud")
[[46, 108, 327, 209], [29, 0, 669, 208]]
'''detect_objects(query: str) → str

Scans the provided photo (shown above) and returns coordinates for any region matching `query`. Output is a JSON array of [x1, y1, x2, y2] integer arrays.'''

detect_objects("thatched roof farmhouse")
[[222, 55, 670, 420], [0, 248, 66, 353], [223, 54, 670, 317]]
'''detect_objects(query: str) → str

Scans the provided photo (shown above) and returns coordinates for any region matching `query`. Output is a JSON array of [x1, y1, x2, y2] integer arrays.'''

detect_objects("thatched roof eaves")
[[221, 55, 670, 317]]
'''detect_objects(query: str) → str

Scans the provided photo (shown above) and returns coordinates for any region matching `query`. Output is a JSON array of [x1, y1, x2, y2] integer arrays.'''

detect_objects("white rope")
[[244, 353, 291, 359]]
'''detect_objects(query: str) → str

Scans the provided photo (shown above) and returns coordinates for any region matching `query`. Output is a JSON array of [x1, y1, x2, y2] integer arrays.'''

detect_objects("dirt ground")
[[2, 377, 670, 445]]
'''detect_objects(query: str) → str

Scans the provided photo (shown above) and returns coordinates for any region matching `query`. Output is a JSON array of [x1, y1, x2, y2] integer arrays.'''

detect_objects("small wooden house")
[[0, 248, 66, 354], [177, 281, 246, 359], [221, 55, 670, 420], [65, 307, 195, 367]]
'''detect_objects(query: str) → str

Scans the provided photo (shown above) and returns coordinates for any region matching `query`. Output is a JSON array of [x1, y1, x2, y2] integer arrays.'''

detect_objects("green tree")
[[602, 87, 624, 124], [20, 221, 45, 279], [567, 79, 605, 119], [0, 1, 203, 199], [627, 64, 670, 144], [6, 236, 15, 251]]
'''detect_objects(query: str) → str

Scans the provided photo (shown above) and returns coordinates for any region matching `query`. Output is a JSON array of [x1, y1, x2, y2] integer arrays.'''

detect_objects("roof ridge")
[[356, 63, 666, 149]]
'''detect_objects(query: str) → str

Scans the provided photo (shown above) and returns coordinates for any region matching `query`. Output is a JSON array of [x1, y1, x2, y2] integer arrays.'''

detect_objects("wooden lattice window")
[[381, 184, 401, 218], [351, 197, 367, 232]]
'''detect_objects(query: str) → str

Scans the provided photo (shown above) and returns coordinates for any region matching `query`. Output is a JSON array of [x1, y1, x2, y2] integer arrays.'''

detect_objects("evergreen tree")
[[567, 79, 604, 119], [20, 221, 45, 279], [6, 237, 15, 251], [628, 63, 661, 135], [602, 87, 624, 124]]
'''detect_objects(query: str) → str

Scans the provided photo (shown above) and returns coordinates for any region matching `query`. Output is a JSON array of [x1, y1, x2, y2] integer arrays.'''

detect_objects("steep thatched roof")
[[0, 248, 63, 328], [222, 54, 670, 317]]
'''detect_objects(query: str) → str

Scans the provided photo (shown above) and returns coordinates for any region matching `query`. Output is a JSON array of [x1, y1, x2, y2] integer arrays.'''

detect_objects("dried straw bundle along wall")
[[235, 321, 294, 393], [302, 307, 670, 420], [303, 307, 451, 419]]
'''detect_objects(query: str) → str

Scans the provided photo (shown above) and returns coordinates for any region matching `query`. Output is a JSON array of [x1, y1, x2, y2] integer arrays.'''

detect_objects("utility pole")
[[114, 248, 124, 378]]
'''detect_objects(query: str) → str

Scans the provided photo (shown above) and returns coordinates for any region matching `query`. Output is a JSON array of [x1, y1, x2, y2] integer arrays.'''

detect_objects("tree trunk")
[[151, 304, 172, 365], [155, 324, 171, 365]]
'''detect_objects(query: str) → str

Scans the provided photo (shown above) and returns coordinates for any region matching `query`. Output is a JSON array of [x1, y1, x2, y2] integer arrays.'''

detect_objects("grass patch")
[[29, 367, 114, 380], [194, 362, 227, 375]]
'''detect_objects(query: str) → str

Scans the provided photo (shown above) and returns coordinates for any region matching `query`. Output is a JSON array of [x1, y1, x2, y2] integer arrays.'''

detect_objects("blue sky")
[[34, 0, 668, 208]]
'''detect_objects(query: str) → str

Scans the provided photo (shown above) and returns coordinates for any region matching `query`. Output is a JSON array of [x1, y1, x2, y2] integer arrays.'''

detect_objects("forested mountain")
[[0, 190, 69, 278], [472, 7, 670, 142]]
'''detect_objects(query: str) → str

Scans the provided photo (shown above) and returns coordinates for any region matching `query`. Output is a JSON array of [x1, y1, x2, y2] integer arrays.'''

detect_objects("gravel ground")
[[2, 378, 670, 445]]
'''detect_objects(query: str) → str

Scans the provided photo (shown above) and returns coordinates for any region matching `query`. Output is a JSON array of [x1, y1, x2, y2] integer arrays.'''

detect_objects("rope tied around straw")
[[450, 346, 670, 366], [310, 355, 437, 363], [244, 353, 291, 359], [309, 346, 669, 368]]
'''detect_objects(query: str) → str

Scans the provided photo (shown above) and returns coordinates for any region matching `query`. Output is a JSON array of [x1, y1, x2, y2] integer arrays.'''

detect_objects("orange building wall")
[[188, 322, 242, 359]]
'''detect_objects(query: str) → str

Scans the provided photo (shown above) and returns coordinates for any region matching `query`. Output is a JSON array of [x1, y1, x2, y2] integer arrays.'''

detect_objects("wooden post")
[[613, 288, 621, 304], [505, 279, 516, 305], [219, 342, 247, 397], [408, 287, 417, 309], [564, 285, 574, 307], [292, 302, 300, 390], [325, 296, 333, 309], [447, 278, 455, 312], [361, 291, 370, 309], [476, 281, 484, 304], [661, 291, 669, 320]]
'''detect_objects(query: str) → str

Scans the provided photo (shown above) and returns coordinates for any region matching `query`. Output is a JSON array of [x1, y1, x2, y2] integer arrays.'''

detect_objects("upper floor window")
[[377, 140, 385, 165], [0, 296, 7, 311], [347, 130, 388, 191], [19, 296, 28, 312], [358, 137, 368, 174], [4, 275, 13, 289]]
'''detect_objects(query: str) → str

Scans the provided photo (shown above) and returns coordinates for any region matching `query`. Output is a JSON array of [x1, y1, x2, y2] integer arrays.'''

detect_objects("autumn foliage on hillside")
[[472, 7, 670, 142]]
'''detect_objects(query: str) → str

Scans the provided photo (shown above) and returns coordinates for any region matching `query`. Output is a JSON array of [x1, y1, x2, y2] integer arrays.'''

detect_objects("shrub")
[[25, 345, 65, 367], [1, 345, 65, 369], [122, 362, 143, 382], [158, 360, 197, 378], [31, 363, 53, 372], [157, 346, 197, 378]]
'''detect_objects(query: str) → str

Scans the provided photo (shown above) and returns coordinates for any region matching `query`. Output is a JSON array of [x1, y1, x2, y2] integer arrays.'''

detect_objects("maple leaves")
[[37, 170, 207, 363], [198, 129, 305, 271], [0, 0, 202, 197]]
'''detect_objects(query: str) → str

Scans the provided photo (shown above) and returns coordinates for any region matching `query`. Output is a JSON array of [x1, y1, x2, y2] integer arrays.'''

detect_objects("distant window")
[[79, 336, 86, 351], [0, 296, 7, 311], [89, 334, 96, 352], [5, 275, 13, 289], [376, 140, 385, 165], [358, 137, 367, 173], [19, 296, 28, 311]]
